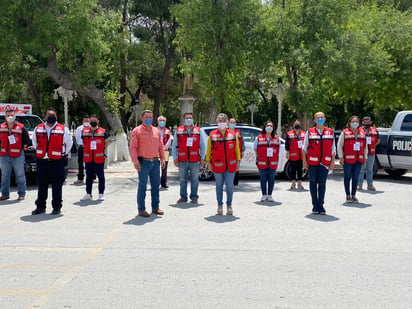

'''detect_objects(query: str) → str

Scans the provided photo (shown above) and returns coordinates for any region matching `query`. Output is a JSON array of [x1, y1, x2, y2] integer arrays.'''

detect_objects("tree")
[[0, 0, 125, 133], [173, 0, 262, 119]]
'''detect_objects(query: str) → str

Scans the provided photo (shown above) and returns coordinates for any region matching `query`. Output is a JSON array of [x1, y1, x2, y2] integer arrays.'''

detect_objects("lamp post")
[[53, 86, 77, 127], [274, 78, 287, 137], [247, 101, 258, 126]]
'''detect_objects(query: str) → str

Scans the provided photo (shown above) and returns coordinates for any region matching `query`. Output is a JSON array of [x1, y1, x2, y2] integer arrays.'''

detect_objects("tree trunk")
[[46, 53, 124, 134], [46, 52, 129, 161], [286, 63, 304, 121]]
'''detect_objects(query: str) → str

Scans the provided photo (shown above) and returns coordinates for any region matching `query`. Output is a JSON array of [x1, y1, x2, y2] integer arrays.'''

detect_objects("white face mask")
[[83, 122, 90, 127], [218, 122, 227, 130], [6, 116, 15, 123], [351, 122, 359, 129]]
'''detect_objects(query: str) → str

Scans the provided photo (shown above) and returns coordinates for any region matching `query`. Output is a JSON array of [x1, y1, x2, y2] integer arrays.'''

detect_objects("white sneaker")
[[267, 195, 274, 202], [260, 195, 267, 201], [98, 194, 105, 201], [81, 194, 92, 201]]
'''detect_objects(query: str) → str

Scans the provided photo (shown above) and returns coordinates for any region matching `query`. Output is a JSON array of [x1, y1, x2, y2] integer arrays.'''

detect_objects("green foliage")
[[173, 0, 262, 113]]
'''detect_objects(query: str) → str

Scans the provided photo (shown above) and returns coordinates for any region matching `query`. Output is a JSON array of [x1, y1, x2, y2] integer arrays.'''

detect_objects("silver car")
[[199, 124, 306, 180]]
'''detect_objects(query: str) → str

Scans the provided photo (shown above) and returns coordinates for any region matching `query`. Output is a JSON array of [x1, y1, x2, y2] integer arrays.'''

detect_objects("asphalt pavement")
[[0, 160, 411, 309]]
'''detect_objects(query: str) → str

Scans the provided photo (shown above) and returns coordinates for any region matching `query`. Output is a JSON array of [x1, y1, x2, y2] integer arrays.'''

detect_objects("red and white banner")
[[0, 103, 32, 114]]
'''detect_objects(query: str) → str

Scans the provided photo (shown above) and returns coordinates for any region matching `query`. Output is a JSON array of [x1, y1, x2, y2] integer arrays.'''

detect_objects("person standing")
[[337, 116, 367, 203], [0, 109, 30, 201], [229, 118, 245, 188], [73, 114, 90, 184], [254, 121, 279, 202], [156, 115, 173, 189], [302, 112, 336, 215], [357, 116, 380, 191], [80, 115, 109, 201], [285, 120, 305, 190], [129, 110, 165, 217], [206, 113, 241, 215], [171, 112, 205, 204], [31, 107, 73, 215]]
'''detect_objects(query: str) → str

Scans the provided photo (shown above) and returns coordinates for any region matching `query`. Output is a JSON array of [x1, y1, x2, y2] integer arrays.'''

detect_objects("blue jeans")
[[344, 162, 362, 196], [213, 171, 235, 206], [308, 165, 329, 213], [0, 153, 26, 197], [258, 167, 276, 195], [358, 154, 375, 186], [85, 162, 105, 194], [137, 159, 160, 211], [178, 161, 199, 201]]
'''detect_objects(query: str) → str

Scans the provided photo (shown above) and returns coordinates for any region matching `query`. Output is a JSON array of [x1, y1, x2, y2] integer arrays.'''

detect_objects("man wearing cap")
[[358, 116, 380, 191], [129, 110, 165, 217]]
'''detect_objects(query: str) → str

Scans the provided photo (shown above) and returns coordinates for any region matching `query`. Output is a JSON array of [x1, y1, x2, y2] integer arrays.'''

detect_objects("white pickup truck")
[[375, 110, 412, 177]]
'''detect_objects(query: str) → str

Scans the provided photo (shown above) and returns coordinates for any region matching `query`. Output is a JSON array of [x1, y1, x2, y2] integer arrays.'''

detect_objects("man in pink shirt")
[[129, 110, 165, 217]]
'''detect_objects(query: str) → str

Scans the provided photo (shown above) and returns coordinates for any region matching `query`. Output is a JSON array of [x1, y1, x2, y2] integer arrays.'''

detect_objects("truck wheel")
[[373, 158, 380, 177], [384, 168, 407, 177], [199, 165, 214, 181], [284, 161, 308, 180]]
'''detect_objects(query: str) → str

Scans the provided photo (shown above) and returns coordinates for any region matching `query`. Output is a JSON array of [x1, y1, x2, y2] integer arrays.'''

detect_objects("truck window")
[[400, 114, 412, 131]]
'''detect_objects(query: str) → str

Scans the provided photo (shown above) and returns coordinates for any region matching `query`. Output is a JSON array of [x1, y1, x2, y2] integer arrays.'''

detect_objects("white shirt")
[[75, 124, 85, 146]]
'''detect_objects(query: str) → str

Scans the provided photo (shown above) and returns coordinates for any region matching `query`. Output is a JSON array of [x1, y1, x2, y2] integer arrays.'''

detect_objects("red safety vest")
[[343, 128, 366, 164], [286, 130, 305, 161], [176, 126, 201, 162], [256, 134, 279, 170], [306, 127, 334, 166], [210, 129, 238, 173], [82, 126, 106, 164], [0, 122, 24, 157], [364, 126, 378, 155], [35, 123, 65, 160], [161, 127, 172, 145]]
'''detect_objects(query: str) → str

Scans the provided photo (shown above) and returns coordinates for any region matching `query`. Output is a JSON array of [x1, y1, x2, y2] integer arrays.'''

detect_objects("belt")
[[138, 156, 159, 162]]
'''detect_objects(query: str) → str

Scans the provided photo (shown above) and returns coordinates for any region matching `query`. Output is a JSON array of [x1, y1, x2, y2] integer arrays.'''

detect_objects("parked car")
[[374, 110, 412, 177], [198, 124, 307, 180]]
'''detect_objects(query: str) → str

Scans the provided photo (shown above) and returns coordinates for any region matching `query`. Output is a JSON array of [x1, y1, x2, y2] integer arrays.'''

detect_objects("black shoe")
[[161, 185, 169, 188], [32, 208, 46, 215], [51, 209, 61, 215]]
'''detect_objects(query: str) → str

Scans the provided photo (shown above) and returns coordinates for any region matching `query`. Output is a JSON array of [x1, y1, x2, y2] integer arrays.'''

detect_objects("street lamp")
[[53, 86, 77, 127], [274, 78, 287, 137], [247, 101, 258, 125]]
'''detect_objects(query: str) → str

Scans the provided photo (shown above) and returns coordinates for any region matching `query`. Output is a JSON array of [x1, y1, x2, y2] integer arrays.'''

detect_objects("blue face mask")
[[265, 126, 273, 133], [158, 121, 166, 127], [316, 118, 325, 126], [229, 123, 236, 129], [144, 118, 153, 126], [184, 118, 193, 126]]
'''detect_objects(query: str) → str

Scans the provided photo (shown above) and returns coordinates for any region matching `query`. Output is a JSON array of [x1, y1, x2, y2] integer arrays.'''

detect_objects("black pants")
[[290, 159, 303, 181], [35, 158, 65, 210], [85, 162, 105, 194], [161, 161, 169, 187], [77, 146, 84, 181]]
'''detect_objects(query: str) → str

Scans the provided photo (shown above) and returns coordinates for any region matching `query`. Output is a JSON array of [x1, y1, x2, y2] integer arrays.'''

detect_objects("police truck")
[[375, 110, 412, 177]]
